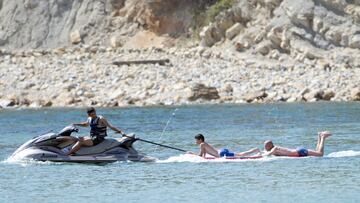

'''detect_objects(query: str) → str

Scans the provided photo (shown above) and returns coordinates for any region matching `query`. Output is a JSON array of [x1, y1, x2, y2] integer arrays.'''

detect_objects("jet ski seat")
[[56, 136, 78, 149], [75, 138, 121, 155]]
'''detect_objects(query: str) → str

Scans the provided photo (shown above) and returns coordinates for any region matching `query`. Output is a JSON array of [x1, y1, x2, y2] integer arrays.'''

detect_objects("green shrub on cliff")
[[206, 0, 235, 23], [192, 0, 235, 39]]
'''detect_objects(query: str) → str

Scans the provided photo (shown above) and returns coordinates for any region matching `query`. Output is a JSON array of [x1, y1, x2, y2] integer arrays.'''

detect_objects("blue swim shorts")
[[219, 148, 235, 157], [296, 147, 308, 157]]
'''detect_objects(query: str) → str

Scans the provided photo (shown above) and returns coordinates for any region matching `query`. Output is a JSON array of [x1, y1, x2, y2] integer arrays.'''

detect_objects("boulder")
[[216, 10, 235, 32], [243, 91, 268, 103], [104, 100, 119, 107], [286, 96, 297, 102], [225, 23, 243, 40], [300, 88, 310, 96], [90, 46, 98, 53], [282, 0, 314, 28], [345, 4, 360, 23], [349, 34, 360, 49], [200, 25, 222, 47], [317, 59, 331, 70], [70, 30, 81, 44], [110, 36, 122, 48], [53, 47, 66, 55], [266, 92, 278, 101], [324, 28, 343, 46], [126, 97, 140, 105], [224, 84, 233, 94], [255, 40, 273, 55], [0, 99, 15, 107], [235, 41, 249, 51], [42, 100, 53, 107], [303, 90, 324, 101], [19, 98, 31, 106], [291, 38, 325, 59], [351, 88, 360, 101], [109, 89, 125, 100], [312, 17, 323, 32], [84, 92, 95, 98], [188, 84, 220, 101], [276, 94, 290, 102], [323, 90, 335, 101], [67, 97, 82, 105]]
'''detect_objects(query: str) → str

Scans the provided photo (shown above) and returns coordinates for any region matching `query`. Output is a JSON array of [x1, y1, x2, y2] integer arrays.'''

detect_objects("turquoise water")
[[1, 103, 360, 203]]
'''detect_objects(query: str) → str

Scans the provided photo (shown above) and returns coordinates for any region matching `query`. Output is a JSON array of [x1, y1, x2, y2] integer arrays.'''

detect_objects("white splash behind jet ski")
[[11, 125, 156, 163]]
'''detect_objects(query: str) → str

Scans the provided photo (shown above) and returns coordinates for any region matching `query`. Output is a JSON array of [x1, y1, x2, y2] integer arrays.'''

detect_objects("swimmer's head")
[[264, 140, 274, 151], [194, 134, 205, 144]]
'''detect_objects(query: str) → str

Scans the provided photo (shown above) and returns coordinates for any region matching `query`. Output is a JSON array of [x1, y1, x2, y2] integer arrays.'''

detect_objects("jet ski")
[[11, 125, 156, 163]]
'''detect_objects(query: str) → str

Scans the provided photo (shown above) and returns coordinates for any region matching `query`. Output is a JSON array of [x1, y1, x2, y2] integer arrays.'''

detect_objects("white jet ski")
[[11, 125, 156, 163]]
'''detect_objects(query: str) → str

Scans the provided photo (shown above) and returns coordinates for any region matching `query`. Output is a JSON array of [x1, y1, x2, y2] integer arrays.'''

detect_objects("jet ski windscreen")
[[58, 125, 79, 136]]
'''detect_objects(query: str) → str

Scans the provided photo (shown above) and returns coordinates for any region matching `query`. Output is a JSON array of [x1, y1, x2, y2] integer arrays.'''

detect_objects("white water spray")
[[153, 108, 178, 152]]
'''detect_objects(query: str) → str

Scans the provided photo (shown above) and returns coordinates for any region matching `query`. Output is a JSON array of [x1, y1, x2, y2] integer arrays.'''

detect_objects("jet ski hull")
[[12, 147, 155, 163]]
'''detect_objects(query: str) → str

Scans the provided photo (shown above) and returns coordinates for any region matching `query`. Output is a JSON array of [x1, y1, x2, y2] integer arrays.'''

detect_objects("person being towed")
[[187, 134, 261, 158], [263, 131, 332, 157]]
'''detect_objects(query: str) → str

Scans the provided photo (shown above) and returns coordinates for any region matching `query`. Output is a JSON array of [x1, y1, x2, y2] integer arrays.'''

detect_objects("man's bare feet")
[[320, 131, 332, 138]]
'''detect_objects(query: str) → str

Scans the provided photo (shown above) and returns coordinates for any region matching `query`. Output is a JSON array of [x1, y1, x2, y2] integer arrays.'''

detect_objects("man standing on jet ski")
[[67, 107, 124, 155]]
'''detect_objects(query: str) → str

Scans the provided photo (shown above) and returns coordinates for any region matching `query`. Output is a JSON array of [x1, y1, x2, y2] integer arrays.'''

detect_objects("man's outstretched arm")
[[72, 121, 89, 127], [188, 144, 206, 157], [100, 117, 124, 134], [236, 148, 260, 156], [263, 146, 278, 156]]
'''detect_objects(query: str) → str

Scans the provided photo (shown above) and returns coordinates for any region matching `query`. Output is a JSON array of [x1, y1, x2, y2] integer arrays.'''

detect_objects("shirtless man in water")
[[263, 131, 332, 157], [188, 134, 260, 158]]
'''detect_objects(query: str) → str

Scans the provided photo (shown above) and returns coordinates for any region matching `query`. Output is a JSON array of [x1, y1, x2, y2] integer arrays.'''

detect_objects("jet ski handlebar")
[[57, 125, 79, 137]]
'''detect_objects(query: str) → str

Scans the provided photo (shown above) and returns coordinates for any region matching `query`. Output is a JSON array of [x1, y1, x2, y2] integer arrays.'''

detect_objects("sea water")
[[1, 103, 360, 203]]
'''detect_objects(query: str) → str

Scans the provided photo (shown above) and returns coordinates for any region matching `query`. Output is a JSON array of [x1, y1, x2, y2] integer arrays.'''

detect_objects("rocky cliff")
[[199, 0, 360, 70], [1, 0, 360, 108], [0, 0, 204, 49], [1, 0, 360, 56]]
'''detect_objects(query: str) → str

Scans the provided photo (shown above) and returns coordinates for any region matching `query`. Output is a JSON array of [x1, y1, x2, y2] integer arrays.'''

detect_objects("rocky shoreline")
[[1, 46, 360, 109]]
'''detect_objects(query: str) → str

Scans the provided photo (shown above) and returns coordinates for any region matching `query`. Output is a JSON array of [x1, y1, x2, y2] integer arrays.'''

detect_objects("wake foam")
[[156, 154, 206, 163], [2, 155, 62, 166], [157, 151, 360, 163], [156, 154, 295, 163], [327, 150, 360, 158]]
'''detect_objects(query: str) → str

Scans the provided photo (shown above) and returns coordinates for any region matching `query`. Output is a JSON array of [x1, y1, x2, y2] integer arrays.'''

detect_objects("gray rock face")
[[199, 0, 360, 69], [0, 0, 113, 49], [0, 0, 208, 49], [282, 0, 314, 28]]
